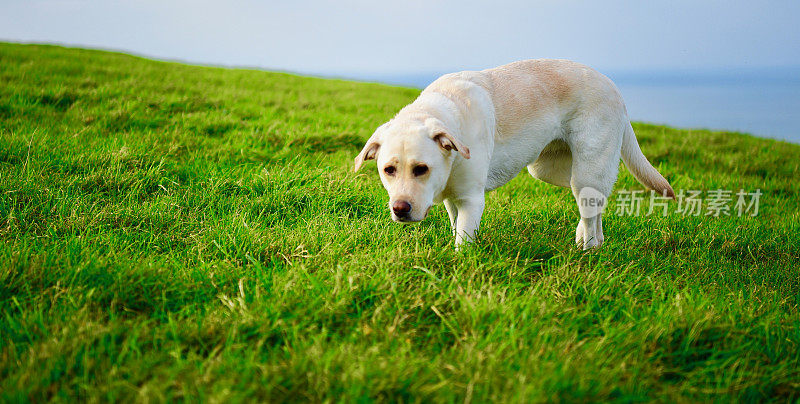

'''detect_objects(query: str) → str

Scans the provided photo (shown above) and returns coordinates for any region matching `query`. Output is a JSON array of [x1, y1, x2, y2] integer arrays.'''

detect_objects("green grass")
[[1, 42, 799, 402]]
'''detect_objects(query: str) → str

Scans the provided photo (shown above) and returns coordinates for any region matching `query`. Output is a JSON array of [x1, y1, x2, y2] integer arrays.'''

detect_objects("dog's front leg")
[[443, 199, 458, 234], [453, 195, 485, 248]]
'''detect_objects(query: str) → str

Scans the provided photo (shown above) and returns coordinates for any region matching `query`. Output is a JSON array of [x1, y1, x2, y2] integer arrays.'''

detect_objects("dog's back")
[[483, 60, 625, 138]]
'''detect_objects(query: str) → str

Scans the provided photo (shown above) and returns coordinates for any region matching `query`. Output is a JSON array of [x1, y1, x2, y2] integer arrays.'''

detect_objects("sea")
[[343, 68, 800, 144]]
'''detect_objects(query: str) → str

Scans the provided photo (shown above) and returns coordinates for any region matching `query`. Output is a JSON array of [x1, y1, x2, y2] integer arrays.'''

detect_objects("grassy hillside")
[[1, 43, 799, 402]]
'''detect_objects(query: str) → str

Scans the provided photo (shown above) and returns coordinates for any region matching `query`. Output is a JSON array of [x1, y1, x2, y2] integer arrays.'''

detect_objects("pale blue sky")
[[2, 0, 799, 76]]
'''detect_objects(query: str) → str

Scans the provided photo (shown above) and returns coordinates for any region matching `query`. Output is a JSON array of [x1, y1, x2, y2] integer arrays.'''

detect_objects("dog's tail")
[[621, 123, 675, 198]]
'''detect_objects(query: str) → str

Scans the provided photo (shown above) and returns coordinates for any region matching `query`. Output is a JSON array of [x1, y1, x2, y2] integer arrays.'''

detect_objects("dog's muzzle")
[[390, 201, 431, 223], [391, 200, 414, 222]]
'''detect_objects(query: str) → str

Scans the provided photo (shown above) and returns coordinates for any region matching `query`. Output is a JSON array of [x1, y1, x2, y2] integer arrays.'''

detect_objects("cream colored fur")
[[355, 59, 674, 249]]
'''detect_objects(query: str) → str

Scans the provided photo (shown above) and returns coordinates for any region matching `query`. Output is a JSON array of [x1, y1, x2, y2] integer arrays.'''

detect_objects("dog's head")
[[354, 117, 470, 223]]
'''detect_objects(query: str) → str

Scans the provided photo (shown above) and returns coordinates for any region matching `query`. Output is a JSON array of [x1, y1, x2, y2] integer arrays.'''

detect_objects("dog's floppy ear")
[[426, 118, 470, 159], [354, 124, 388, 172], [432, 131, 470, 159], [354, 141, 380, 172]]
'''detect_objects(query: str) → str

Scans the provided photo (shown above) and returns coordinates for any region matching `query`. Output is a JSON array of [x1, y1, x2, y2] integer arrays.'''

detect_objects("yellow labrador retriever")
[[354, 59, 674, 249]]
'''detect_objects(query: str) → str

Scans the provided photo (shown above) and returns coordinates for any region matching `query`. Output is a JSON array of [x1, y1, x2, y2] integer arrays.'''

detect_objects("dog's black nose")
[[392, 200, 412, 216]]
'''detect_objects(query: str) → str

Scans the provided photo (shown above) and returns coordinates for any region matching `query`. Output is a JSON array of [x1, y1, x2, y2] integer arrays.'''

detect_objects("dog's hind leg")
[[575, 219, 586, 245], [595, 214, 604, 246], [568, 129, 622, 250]]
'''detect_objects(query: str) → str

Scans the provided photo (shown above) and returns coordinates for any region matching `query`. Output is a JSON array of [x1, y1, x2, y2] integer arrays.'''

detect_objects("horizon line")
[[3, 39, 800, 80]]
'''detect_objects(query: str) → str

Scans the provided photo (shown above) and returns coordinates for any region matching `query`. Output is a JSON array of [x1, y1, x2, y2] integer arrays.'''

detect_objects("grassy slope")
[[1, 43, 799, 402]]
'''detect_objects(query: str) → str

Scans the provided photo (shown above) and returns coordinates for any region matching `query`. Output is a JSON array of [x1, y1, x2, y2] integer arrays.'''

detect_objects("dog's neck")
[[397, 91, 463, 135]]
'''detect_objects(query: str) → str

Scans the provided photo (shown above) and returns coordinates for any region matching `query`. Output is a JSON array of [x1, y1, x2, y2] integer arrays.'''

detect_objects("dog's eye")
[[413, 165, 429, 177], [384, 166, 396, 176]]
